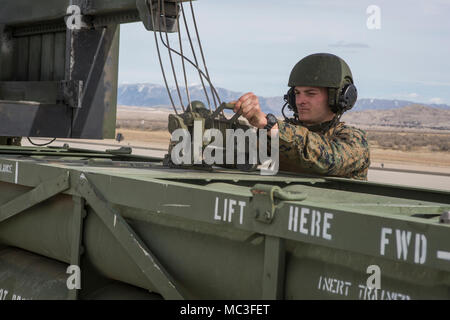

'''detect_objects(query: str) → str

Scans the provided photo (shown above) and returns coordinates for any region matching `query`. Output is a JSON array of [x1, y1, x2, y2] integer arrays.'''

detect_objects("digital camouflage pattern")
[[277, 120, 370, 180]]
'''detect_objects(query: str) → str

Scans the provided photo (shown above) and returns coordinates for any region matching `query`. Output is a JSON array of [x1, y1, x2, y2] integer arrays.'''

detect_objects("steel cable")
[[189, 0, 220, 107], [160, 0, 185, 111], [146, 0, 222, 113], [176, 4, 192, 109], [180, 2, 211, 110], [145, 0, 178, 114], [157, 31, 222, 109]]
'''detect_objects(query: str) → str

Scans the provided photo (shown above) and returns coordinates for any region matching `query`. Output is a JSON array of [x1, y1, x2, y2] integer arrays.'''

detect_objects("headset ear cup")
[[288, 87, 296, 112], [284, 87, 295, 111], [338, 84, 357, 112]]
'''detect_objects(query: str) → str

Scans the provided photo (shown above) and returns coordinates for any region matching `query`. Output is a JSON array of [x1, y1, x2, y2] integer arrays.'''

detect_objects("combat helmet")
[[284, 53, 357, 118]]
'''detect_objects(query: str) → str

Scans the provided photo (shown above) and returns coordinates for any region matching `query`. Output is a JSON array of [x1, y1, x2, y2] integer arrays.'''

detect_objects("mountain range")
[[117, 83, 450, 115]]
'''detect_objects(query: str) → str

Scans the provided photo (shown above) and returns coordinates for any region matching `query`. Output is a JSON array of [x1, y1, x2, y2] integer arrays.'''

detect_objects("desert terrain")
[[116, 105, 450, 167], [115, 105, 449, 190]]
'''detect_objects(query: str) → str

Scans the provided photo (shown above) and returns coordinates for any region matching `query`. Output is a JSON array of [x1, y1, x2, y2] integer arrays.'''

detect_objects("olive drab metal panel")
[[0, 1, 122, 138], [0, 148, 449, 300], [0, 0, 189, 139]]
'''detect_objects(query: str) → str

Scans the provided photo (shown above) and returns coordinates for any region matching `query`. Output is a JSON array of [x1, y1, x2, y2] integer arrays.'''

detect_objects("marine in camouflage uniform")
[[234, 53, 370, 180], [277, 120, 370, 180]]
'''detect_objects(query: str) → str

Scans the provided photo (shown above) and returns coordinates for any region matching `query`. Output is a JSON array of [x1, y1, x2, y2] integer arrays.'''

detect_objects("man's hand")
[[232, 92, 267, 128]]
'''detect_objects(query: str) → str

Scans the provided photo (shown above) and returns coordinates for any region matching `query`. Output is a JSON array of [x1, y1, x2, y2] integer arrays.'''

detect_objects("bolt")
[[440, 211, 450, 224]]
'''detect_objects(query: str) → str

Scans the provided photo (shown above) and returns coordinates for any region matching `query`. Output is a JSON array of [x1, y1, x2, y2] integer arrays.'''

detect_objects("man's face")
[[294, 86, 335, 125]]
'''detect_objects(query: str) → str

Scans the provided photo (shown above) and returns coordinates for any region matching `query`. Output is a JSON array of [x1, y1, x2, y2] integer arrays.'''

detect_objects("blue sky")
[[118, 0, 450, 104]]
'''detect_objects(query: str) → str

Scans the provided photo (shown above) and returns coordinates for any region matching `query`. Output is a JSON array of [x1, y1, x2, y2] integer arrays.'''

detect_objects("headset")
[[282, 79, 358, 122]]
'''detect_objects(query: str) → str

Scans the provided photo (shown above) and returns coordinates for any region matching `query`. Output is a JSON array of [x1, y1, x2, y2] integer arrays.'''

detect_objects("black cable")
[[157, 1, 222, 108], [180, 2, 211, 110], [281, 102, 289, 121], [27, 137, 56, 146], [160, 0, 185, 111], [157, 32, 222, 107], [145, 0, 178, 114], [176, 4, 192, 109], [147, 0, 222, 112], [189, 0, 219, 108]]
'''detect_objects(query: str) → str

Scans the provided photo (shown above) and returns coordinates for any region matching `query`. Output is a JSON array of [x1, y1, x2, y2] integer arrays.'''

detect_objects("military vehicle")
[[0, 0, 449, 300]]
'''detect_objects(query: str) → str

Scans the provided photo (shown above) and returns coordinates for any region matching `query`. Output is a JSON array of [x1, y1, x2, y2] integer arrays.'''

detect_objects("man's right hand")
[[231, 92, 267, 129]]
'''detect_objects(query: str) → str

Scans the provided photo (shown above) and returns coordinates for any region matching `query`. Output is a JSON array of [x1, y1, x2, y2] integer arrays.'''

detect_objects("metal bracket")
[[250, 184, 307, 224], [440, 211, 450, 224], [76, 173, 185, 300], [137, 0, 180, 33], [0, 81, 82, 107], [59, 80, 84, 108], [262, 236, 285, 299], [67, 195, 87, 300], [105, 146, 132, 155], [0, 172, 70, 224], [209, 102, 241, 124]]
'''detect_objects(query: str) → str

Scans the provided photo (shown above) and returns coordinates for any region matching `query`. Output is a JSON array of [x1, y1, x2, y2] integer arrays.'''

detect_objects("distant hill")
[[342, 105, 450, 130], [118, 83, 245, 109], [118, 83, 450, 117], [353, 99, 450, 111]]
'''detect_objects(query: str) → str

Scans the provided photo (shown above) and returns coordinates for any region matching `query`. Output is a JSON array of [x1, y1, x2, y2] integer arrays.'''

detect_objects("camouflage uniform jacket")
[[277, 120, 370, 180]]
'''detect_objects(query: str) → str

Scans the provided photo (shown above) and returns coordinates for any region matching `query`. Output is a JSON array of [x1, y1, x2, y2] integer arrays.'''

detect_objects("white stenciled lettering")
[[214, 197, 221, 221], [322, 212, 333, 240], [223, 198, 228, 222], [287, 206, 334, 241], [358, 284, 411, 300], [288, 206, 298, 232], [317, 276, 351, 297], [0, 288, 9, 300], [213, 197, 246, 225], [358, 284, 377, 300], [0, 163, 13, 174], [299, 208, 309, 235], [380, 227, 427, 264], [396, 229, 412, 260], [228, 199, 236, 223], [238, 201, 246, 224], [0, 289, 30, 300], [414, 234, 427, 264], [380, 228, 392, 256], [311, 210, 321, 237]]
